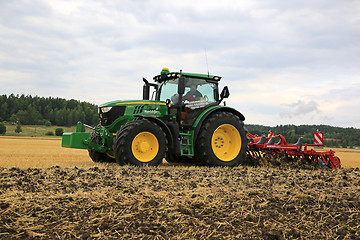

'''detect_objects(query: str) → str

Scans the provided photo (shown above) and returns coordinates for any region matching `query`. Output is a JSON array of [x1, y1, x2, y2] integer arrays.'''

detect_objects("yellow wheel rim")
[[211, 124, 241, 162], [132, 132, 159, 162]]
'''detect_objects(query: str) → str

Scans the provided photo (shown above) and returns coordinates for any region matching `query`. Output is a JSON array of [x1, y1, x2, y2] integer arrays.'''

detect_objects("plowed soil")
[[1, 165, 359, 239]]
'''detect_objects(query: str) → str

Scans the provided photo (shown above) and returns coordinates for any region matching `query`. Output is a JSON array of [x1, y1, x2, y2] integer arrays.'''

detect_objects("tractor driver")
[[183, 84, 202, 101]]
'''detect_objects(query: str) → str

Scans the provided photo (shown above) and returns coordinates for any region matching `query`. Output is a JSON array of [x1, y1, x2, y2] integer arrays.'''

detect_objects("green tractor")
[[62, 68, 247, 167]]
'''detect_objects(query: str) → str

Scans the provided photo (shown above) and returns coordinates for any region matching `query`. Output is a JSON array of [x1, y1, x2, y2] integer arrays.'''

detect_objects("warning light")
[[161, 67, 170, 75]]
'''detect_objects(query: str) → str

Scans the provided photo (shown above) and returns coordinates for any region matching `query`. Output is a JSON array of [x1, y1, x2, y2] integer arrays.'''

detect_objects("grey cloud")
[[280, 100, 319, 118]]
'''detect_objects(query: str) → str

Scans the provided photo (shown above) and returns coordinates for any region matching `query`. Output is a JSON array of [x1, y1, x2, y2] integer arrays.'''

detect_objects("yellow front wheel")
[[113, 120, 167, 166], [132, 132, 159, 162]]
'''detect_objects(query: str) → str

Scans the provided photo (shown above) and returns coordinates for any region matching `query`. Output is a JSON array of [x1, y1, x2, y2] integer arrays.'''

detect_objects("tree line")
[[245, 124, 360, 148], [0, 94, 98, 126], [1, 94, 359, 148]]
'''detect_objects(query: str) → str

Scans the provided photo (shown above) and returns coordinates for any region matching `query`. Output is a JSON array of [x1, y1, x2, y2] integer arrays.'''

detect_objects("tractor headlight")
[[101, 106, 112, 113]]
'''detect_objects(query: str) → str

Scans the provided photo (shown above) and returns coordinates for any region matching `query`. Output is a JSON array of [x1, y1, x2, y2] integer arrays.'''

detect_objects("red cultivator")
[[247, 131, 341, 169]]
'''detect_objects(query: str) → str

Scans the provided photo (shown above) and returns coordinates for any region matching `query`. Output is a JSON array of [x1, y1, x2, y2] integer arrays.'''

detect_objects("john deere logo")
[[144, 110, 159, 114]]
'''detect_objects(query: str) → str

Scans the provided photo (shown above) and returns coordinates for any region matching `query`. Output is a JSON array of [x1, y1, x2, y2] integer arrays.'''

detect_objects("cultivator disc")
[[246, 131, 341, 169]]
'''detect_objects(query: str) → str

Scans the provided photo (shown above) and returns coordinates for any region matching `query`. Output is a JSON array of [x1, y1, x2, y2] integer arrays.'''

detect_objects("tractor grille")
[[99, 106, 126, 126], [133, 105, 144, 114]]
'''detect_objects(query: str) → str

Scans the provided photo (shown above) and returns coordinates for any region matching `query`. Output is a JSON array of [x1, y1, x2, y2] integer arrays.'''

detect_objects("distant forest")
[[0, 94, 98, 126], [1, 94, 359, 147]]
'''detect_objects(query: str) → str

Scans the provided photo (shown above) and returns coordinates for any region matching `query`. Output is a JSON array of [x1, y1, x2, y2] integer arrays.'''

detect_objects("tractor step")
[[179, 131, 194, 156]]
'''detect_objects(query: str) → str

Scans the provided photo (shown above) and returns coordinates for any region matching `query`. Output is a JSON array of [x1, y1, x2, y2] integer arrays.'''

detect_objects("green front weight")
[[62, 132, 90, 149]]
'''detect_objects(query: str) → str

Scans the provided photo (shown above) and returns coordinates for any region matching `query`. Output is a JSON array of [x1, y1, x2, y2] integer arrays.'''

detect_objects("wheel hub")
[[139, 141, 150, 153]]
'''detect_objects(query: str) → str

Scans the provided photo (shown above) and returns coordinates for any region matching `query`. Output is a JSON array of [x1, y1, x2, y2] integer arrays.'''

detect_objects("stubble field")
[[0, 137, 359, 239]]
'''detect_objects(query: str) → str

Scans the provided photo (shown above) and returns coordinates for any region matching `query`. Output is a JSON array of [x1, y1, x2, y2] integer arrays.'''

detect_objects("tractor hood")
[[99, 100, 166, 108], [98, 100, 168, 126]]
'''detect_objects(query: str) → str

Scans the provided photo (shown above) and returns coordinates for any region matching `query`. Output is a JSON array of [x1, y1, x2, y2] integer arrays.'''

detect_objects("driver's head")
[[190, 84, 197, 91]]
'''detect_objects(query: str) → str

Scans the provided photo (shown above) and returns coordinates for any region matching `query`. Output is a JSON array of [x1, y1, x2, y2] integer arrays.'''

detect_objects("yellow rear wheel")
[[131, 132, 159, 162], [195, 111, 246, 167], [211, 124, 241, 161]]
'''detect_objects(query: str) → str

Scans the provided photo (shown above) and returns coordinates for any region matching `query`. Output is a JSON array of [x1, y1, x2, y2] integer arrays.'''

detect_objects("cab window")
[[158, 77, 218, 106]]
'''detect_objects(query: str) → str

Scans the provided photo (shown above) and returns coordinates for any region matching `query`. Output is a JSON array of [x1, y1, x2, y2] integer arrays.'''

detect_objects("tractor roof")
[[153, 68, 221, 83]]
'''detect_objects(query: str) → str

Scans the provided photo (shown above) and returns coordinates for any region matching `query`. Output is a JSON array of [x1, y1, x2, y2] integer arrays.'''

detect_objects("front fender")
[[135, 115, 175, 151]]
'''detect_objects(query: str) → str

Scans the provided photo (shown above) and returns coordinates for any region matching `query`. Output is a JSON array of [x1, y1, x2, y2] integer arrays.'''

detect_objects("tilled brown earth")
[[0, 165, 359, 239]]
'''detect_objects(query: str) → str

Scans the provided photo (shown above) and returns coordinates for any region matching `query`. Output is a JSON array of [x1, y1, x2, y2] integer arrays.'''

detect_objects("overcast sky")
[[1, 0, 359, 128]]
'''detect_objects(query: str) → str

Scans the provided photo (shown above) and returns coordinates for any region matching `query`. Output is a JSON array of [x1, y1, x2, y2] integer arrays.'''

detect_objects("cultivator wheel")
[[330, 156, 341, 169]]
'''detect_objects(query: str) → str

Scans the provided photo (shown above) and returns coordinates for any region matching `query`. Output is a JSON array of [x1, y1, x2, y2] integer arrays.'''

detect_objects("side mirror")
[[220, 86, 230, 99], [178, 76, 185, 95]]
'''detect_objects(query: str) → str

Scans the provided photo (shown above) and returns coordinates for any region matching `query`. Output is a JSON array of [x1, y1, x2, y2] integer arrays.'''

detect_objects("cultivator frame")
[[247, 131, 341, 169]]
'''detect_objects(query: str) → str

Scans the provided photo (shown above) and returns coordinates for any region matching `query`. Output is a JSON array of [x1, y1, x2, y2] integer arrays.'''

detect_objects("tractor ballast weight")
[[62, 68, 248, 167]]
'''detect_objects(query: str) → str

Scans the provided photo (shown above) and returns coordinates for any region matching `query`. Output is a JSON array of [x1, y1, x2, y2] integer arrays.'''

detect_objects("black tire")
[[195, 112, 247, 167], [165, 153, 178, 163], [88, 131, 116, 163], [113, 120, 167, 166], [166, 153, 194, 164]]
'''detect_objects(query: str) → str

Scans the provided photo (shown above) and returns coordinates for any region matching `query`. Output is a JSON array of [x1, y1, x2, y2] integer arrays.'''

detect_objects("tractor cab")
[[145, 68, 226, 125]]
